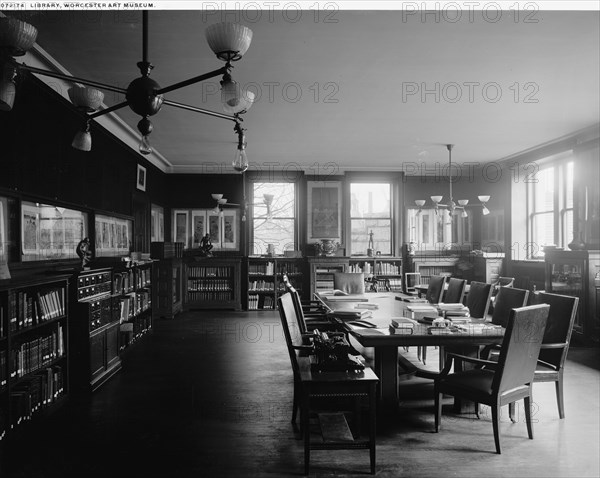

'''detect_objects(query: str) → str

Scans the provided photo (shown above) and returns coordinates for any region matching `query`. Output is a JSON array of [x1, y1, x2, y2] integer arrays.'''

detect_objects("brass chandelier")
[[0, 12, 254, 172]]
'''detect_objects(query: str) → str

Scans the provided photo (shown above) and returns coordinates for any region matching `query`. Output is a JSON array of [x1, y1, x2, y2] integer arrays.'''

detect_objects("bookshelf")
[[0, 274, 70, 442], [112, 262, 154, 351], [246, 257, 305, 310], [153, 258, 183, 319], [184, 258, 241, 310], [70, 268, 121, 392], [308, 257, 349, 298], [348, 257, 403, 292]]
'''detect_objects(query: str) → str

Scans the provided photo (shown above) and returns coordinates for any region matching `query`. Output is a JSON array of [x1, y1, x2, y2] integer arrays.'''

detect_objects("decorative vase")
[[316, 239, 339, 256], [568, 231, 586, 251]]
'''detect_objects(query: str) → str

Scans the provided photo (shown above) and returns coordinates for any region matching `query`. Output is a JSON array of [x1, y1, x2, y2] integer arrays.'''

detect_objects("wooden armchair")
[[434, 304, 550, 454]]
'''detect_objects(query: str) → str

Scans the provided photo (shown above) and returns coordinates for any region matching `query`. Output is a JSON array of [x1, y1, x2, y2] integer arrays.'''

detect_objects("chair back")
[[444, 278, 466, 303], [333, 272, 365, 294], [493, 304, 549, 394], [278, 293, 303, 375], [530, 292, 579, 368], [491, 286, 529, 328], [465, 281, 493, 319], [426, 275, 446, 304]]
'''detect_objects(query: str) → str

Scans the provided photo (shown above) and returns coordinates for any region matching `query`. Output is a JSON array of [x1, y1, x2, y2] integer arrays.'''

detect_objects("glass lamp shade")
[[457, 199, 469, 206], [461, 209, 468, 218], [478, 195, 491, 203], [482, 205, 490, 216], [415, 199, 426, 207], [0, 17, 38, 56], [68, 85, 104, 113], [72, 129, 92, 152], [211, 193, 224, 200], [206, 23, 253, 62], [232, 147, 249, 173], [221, 79, 255, 114], [139, 135, 152, 155], [431, 195, 443, 204], [0, 78, 16, 111], [217, 198, 228, 205], [263, 194, 274, 206]]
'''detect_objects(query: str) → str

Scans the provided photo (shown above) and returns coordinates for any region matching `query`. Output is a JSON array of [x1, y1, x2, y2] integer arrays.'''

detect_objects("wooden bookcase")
[[112, 261, 154, 351], [184, 257, 241, 310], [70, 268, 121, 392], [348, 257, 403, 292], [307, 257, 350, 298], [153, 258, 183, 319], [246, 257, 305, 310], [0, 274, 70, 442]]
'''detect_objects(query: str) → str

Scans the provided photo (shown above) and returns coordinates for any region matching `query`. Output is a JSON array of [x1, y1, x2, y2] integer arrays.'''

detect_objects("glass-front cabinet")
[[545, 250, 600, 342]]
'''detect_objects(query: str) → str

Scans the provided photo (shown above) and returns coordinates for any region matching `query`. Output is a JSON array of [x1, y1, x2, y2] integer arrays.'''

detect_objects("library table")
[[321, 293, 504, 414]]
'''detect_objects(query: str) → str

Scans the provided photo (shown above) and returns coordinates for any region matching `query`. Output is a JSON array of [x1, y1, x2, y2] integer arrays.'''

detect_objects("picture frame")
[[221, 209, 239, 250], [151, 204, 164, 242], [95, 214, 131, 257], [173, 210, 189, 248], [307, 181, 342, 241], [191, 210, 207, 247], [136, 164, 147, 192]]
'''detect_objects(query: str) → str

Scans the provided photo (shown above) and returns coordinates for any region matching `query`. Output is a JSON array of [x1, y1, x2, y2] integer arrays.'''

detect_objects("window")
[[350, 183, 392, 255], [407, 208, 472, 251], [528, 157, 573, 257], [250, 182, 296, 256]]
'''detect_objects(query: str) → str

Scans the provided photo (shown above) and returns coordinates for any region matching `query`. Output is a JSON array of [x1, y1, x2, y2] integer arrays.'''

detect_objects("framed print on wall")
[[137, 164, 147, 192], [173, 210, 189, 248], [307, 181, 342, 240], [191, 210, 207, 247], [208, 213, 221, 247], [221, 209, 238, 250]]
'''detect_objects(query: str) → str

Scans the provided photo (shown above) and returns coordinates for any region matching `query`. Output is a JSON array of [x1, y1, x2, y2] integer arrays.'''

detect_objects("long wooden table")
[[321, 293, 504, 413]]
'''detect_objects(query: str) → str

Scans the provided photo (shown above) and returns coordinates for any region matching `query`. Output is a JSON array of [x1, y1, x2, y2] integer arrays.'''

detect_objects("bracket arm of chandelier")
[[87, 100, 130, 119], [10, 61, 128, 95], [156, 66, 229, 96], [162, 99, 238, 122]]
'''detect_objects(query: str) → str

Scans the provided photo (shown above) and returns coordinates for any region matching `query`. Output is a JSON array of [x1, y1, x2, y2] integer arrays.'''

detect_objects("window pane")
[[564, 209, 573, 247], [534, 167, 554, 212], [532, 212, 555, 248], [253, 182, 295, 218], [350, 183, 390, 218], [565, 162, 573, 209], [252, 182, 295, 255], [351, 219, 391, 255], [253, 219, 295, 255]]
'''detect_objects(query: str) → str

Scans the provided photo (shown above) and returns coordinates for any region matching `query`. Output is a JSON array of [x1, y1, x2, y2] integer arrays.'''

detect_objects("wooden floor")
[[2, 309, 599, 478]]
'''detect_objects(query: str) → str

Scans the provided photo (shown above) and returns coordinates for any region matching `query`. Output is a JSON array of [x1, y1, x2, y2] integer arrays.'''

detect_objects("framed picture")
[[173, 210, 189, 248], [208, 213, 221, 246], [221, 209, 238, 250], [21, 204, 40, 256], [307, 181, 342, 240], [151, 204, 164, 242], [191, 210, 207, 247], [95, 214, 131, 257], [137, 164, 147, 192]]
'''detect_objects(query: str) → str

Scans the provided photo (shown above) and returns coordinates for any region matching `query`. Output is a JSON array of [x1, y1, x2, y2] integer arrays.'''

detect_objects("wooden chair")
[[511, 292, 579, 419], [434, 304, 550, 454], [333, 272, 365, 295], [425, 275, 446, 304], [491, 286, 530, 327], [442, 277, 467, 303], [281, 274, 326, 319], [465, 281, 493, 319]]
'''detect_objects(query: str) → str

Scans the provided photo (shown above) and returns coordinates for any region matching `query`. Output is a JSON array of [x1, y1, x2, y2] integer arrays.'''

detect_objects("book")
[[355, 303, 379, 310], [396, 295, 428, 303], [324, 295, 369, 302], [320, 289, 349, 296], [390, 317, 417, 328], [406, 304, 437, 312], [329, 309, 373, 320], [389, 325, 414, 335]]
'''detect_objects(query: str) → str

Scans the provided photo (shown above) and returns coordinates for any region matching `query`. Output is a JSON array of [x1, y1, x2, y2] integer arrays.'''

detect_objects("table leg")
[[452, 345, 480, 413], [303, 384, 310, 475], [369, 382, 377, 474], [374, 346, 399, 413]]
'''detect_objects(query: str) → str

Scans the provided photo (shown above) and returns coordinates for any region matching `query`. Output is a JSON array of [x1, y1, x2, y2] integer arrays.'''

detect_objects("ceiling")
[[11, 8, 600, 173]]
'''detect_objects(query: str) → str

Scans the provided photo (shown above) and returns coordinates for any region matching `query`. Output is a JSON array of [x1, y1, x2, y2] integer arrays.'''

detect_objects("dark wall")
[[0, 75, 167, 216]]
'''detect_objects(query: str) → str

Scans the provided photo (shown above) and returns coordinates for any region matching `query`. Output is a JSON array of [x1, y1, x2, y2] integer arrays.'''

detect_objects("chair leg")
[[508, 402, 517, 423], [292, 381, 299, 424], [492, 404, 501, 454], [555, 377, 565, 419], [422, 346, 427, 365], [524, 395, 534, 439], [434, 390, 442, 432]]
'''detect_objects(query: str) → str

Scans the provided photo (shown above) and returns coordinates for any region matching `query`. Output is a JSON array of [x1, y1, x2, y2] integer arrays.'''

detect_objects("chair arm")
[[293, 344, 314, 352], [539, 342, 568, 349], [445, 352, 498, 369]]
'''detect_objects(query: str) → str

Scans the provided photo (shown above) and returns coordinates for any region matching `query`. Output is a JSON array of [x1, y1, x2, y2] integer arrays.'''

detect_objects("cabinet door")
[[89, 332, 106, 380], [106, 324, 120, 369]]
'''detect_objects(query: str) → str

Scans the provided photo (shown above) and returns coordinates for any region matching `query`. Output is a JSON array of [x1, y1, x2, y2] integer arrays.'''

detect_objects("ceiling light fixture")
[[0, 13, 254, 168], [414, 144, 491, 219]]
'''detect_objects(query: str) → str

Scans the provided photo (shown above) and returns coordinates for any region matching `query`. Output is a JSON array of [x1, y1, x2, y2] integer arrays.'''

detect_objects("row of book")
[[9, 325, 65, 379], [248, 261, 275, 275], [4, 288, 66, 332], [119, 314, 152, 350], [248, 295, 275, 310], [248, 280, 275, 291], [188, 266, 231, 278], [277, 263, 303, 275], [5, 365, 65, 437], [386, 278, 403, 291], [113, 267, 152, 296], [186, 291, 234, 302], [117, 290, 151, 322], [187, 280, 232, 292]]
